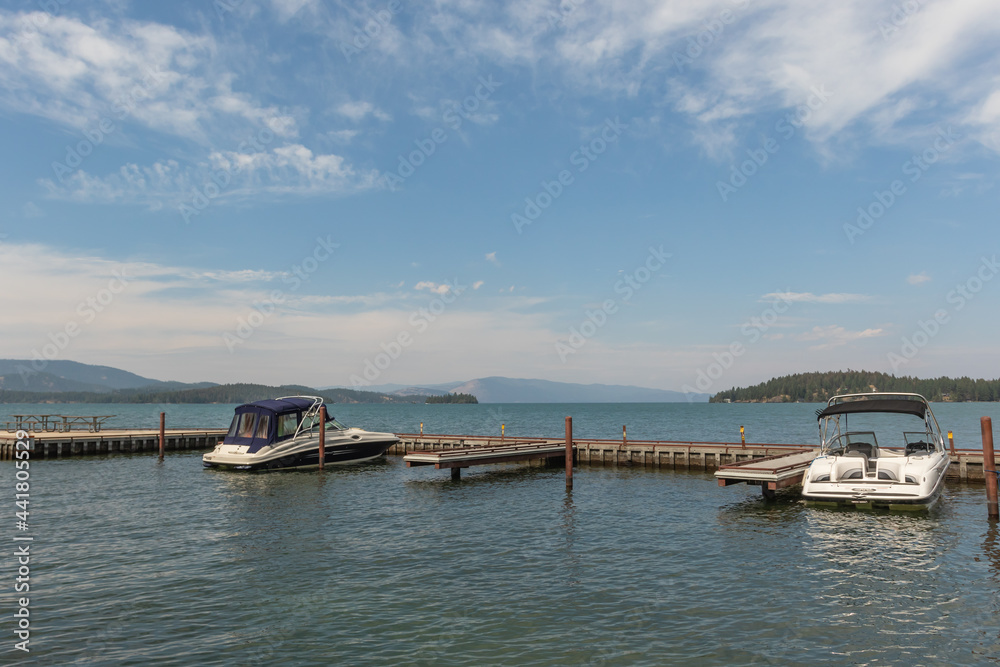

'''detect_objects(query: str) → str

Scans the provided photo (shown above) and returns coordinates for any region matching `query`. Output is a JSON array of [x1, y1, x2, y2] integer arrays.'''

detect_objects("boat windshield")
[[325, 418, 347, 431], [903, 431, 937, 454], [826, 431, 878, 456]]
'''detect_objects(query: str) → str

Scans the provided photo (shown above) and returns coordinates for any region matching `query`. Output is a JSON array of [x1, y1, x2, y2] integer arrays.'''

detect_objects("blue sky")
[[1, 0, 998, 392]]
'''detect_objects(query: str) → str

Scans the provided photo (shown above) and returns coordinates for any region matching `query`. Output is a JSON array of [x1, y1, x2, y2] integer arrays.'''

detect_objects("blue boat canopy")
[[223, 397, 332, 452], [816, 399, 927, 421]]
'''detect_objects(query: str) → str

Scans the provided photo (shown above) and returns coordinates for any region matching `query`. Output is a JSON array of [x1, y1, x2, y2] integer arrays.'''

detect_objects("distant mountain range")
[[0, 359, 215, 393], [0, 360, 708, 404], [333, 376, 708, 403]]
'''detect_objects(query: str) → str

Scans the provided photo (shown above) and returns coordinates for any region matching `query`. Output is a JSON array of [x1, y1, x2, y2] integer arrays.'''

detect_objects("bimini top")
[[223, 396, 332, 452], [816, 395, 928, 421]]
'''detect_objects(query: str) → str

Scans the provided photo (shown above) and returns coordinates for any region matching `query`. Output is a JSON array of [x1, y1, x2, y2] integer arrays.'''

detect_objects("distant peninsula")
[[711, 370, 1000, 403], [425, 392, 478, 404]]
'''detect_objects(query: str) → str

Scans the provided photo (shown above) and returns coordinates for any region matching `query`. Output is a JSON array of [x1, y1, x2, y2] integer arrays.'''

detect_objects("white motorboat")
[[801, 393, 950, 510], [202, 396, 398, 471]]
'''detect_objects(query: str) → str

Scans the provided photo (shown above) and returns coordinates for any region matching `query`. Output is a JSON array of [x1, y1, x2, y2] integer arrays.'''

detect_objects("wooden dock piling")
[[983, 417, 998, 520], [159, 412, 165, 461], [565, 416, 573, 491]]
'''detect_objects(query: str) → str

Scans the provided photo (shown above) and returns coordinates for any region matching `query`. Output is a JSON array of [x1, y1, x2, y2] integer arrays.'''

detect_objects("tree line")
[[425, 393, 479, 404], [711, 370, 1000, 403]]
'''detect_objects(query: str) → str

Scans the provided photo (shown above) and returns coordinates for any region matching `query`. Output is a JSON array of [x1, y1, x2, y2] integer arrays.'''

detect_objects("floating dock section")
[[404, 440, 567, 480], [714, 449, 818, 498]]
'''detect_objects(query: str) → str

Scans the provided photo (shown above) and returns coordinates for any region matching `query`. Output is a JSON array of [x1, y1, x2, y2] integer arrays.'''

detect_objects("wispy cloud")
[[485, 251, 501, 266], [761, 291, 872, 304], [795, 324, 884, 350], [907, 272, 931, 285], [40, 144, 381, 206], [336, 101, 391, 122], [0, 11, 296, 144]]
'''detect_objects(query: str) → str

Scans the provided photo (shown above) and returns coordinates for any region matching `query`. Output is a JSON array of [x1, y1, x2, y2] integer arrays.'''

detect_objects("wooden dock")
[[0, 428, 227, 460], [715, 449, 818, 498], [404, 440, 568, 480]]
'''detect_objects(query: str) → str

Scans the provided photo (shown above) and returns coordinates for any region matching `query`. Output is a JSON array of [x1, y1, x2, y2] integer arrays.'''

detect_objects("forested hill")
[[710, 371, 1000, 403]]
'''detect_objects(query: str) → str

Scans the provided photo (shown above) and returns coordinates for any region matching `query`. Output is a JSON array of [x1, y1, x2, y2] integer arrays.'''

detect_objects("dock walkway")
[[0, 428, 227, 460], [392, 433, 993, 482], [715, 449, 818, 498], [404, 439, 567, 479]]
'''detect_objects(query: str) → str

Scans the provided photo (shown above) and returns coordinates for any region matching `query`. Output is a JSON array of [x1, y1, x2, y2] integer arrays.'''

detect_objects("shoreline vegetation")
[[425, 392, 479, 404], [710, 370, 1000, 403]]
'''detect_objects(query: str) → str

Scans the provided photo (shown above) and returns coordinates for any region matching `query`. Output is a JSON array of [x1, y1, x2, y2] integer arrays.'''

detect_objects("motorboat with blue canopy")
[[203, 396, 398, 471], [801, 393, 950, 509]]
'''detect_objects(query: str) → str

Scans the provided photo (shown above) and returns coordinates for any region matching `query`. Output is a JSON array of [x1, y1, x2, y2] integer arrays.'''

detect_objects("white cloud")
[[394, 0, 1000, 157], [336, 101, 391, 122], [794, 324, 884, 350], [485, 251, 500, 266], [414, 281, 455, 295], [0, 12, 297, 144], [907, 272, 931, 285], [21, 202, 43, 218], [472, 281, 484, 290], [40, 143, 381, 206], [760, 291, 872, 304]]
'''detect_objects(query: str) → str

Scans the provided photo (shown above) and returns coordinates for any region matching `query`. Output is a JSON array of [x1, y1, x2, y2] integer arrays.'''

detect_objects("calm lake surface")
[[3, 402, 1000, 665]]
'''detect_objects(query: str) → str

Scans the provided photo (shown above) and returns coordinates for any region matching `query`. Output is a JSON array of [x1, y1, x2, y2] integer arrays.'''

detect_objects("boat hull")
[[203, 433, 398, 471], [801, 456, 949, 510]]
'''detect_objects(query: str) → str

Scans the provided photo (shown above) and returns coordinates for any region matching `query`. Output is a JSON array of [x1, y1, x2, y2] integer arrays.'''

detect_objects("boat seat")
[[839, 468, 865, 480], [844, 443, 875, 459], [877, 469, 896, 481]]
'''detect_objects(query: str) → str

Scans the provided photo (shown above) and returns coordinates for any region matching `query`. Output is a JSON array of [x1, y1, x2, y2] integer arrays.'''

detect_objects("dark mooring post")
[[158, 412, 165, 461], [949, 431, 956, 456], [982, 417, 998, 520], [565, 416, 573, 491], [318, 406, 326, 471]]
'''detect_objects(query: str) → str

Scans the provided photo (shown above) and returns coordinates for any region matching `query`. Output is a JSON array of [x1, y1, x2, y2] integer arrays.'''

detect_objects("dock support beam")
[[983, 417, 998, 520], [159, 413, 165, 461], [565, 416, 573, 491], [451, 467, 461, 481]]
